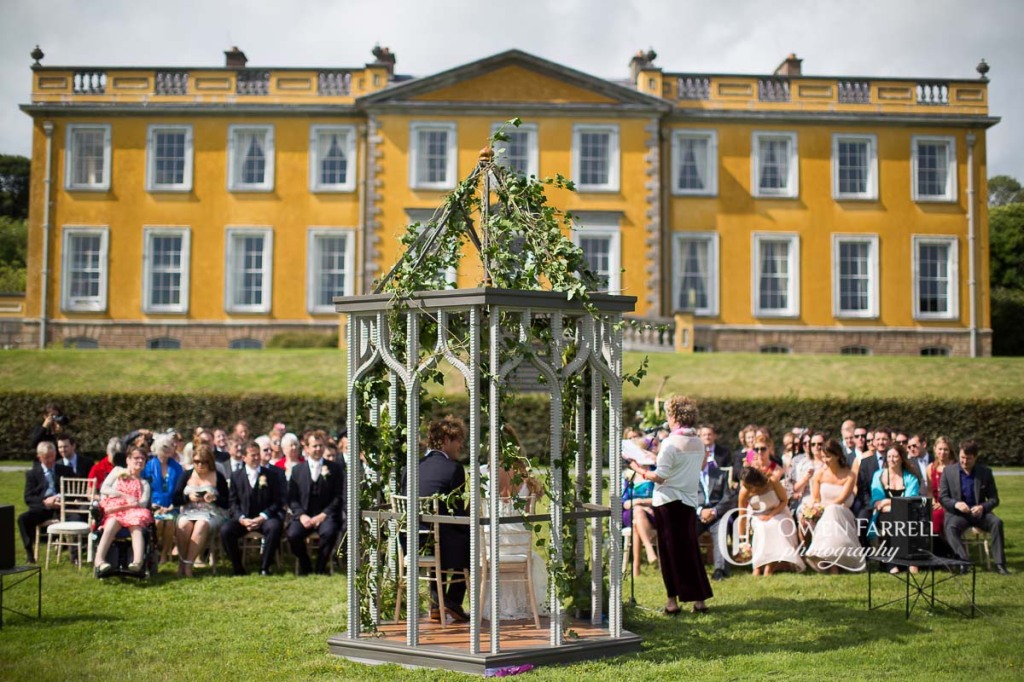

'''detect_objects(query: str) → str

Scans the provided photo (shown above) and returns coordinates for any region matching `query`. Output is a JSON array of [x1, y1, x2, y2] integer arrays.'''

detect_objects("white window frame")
[[571, 213, 621, 294], [65, 124, 112, 191], [409, 122, 457, 190], [751, 131, 799, 198], [831, 234, 879, 319], [572, 124, 620, 193], [60, 226, 109, 312], [832, 133, 878, 201], [224, 227, 273, 314], [306, 227, 356, 314], [227, 124, 275, 192], [912, 235, 959, 321], [671, 232, 720, 316], [145, 124, 193, 192], [752, 232, 800, 318], [671, 129, 718, 197], [308, 125, 357, 193], [911, 135, 957, 202], [142, 226, 191, 314], [490, 122, 538, 178]]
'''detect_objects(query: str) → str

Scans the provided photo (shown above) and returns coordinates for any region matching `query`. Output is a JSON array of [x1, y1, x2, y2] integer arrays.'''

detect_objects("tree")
[[989, 202, 1024, 290], [988, 174, 1023, 207], [0, 154, 30, 220], [0, 216, 27, 292]]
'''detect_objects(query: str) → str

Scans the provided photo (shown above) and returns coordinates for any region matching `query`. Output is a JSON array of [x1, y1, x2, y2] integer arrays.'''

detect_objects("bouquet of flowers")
[[801, 502, 823, 521], [734, 541, 752, 562]]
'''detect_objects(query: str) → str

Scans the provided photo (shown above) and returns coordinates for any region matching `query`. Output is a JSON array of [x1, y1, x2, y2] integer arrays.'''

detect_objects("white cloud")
[[1, 0, 1021, 177]]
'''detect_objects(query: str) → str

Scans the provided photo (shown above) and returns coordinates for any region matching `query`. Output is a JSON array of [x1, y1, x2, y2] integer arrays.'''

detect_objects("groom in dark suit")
[[221, 441, 286, 575], [18, 442, 73, 563], [402, 415, 471, 623], [287, 430, 346, 575], [695, 453, 737, 580], [939, 440, 1009, 574]]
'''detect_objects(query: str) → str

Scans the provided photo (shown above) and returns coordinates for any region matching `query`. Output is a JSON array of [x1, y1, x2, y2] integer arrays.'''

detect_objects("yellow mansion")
[[4, 46, 998, 355]]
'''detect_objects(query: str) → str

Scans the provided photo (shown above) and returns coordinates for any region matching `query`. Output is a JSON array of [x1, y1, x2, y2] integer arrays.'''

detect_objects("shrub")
[[2, 391, 1022, 465], [266, 331, 339, 349]]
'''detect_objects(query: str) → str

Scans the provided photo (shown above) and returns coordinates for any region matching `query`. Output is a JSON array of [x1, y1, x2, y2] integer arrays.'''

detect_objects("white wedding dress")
[[479, 469, 549, 622]]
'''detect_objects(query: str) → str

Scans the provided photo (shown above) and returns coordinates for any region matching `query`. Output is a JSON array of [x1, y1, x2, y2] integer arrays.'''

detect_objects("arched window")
[[64, 337, 99, 349], [229, 338, 262, 350], [147, 337, 181, 350]]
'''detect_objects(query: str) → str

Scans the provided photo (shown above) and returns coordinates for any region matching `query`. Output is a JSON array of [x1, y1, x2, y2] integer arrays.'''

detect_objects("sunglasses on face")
[[895, 440, 908, 445], [854, 434, 867, 439], [753, 447, 768, 453], [811, 442, 824, 448]]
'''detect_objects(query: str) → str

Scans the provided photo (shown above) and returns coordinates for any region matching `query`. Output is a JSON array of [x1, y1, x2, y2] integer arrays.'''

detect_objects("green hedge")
[[3, 391, 1022, 466]]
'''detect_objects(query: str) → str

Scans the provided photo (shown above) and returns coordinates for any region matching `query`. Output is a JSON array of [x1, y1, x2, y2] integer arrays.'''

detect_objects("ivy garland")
[[351, 119, 647, 631]]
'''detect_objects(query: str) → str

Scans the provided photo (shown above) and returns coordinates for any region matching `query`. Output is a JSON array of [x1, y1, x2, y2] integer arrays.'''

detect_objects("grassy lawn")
[[1, 469, 1021, 680], [2, 349, 1024, 400]]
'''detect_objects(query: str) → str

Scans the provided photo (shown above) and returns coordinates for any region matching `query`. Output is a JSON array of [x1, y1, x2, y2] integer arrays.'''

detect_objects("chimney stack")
[[629, 48, 658, 84], [224, 46, 248, 69], [773, 53, 802, 77], [371, 44, 396, 79]]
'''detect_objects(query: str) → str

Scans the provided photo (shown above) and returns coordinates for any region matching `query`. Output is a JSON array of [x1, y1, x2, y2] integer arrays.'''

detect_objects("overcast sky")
[[1, 0, 1021, 179]]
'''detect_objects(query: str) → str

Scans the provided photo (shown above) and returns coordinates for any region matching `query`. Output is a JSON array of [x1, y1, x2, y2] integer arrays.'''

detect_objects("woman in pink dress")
[[928, 436, 954, 540], [94, 447, 154, 576]]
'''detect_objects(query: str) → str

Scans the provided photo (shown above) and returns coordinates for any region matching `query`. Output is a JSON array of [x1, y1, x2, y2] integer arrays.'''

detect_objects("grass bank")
[[2, 349, 1023, 400], [0, 471, 1021, 680]]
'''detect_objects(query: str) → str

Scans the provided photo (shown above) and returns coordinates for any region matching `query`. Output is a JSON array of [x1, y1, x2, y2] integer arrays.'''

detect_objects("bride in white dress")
[[804, 440, 865, 573], [480, 452, 549, 624]]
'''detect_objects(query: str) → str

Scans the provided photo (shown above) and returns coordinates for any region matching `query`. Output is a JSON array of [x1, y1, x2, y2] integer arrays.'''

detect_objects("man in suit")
[[287, 430, 345, 575], [699, 424, 733, 473], [402, 415, 471, 623], [939, 440, 1009, 575], [695, 453, 737, 580], [17, 441, 73, 563], [854, 428, 889, 545], [56, 433, 93, 479], [221, 440, 286, 576]]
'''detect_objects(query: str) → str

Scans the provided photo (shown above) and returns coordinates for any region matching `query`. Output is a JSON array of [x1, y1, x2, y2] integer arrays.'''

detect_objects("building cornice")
[[20, 103, 361, 117], [667, 109, 1000, 129]]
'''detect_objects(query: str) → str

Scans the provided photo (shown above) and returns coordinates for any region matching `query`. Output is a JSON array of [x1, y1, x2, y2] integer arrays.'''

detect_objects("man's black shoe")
[[712, 569, 727, 581], [994, 564, 1010, 575], [231, 566, 248, 577], [446, 605, 470, 623]]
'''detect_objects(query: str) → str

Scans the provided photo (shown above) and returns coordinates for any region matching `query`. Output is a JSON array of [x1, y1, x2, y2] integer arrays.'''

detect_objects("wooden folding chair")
[[45, 477, 96, 569]]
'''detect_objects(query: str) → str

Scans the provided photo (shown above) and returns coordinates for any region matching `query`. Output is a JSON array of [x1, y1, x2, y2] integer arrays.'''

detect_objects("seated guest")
[[274, 433, 305, 480], [699, 424, 733, 472], [622, 457, 658, 577], [804, 440, 864, 573], [172, 444, 229, 577], [255, 435, 275, 466], [854, 429, 889, 544], [94, 447, 154, 576], [287, 430, 345, 575], [221, 441, 286, 576], [144, 435, 183, 564], [695, 451, 737, 580], [56, 433, 94, 478], [869, 443, 921, 573], [939, 440, 1009, 575], [927, 436, 955, 550], [736, 466, 805, 576], [745, 435, 783, 482], [401, 416, 471, 622], [88, 438, 125, 500], [18, 442, 72, 563]]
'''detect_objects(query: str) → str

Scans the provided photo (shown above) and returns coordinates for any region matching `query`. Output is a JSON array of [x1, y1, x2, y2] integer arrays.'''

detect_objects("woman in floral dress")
[[94, 447, 154, 576]]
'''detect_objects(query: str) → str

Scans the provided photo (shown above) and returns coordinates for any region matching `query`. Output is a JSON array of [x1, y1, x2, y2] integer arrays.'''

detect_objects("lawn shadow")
[[622, 596, 932, 664]]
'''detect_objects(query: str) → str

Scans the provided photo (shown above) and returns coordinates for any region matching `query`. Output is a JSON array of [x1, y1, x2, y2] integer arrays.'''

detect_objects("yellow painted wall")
[[667, 121, 987, 329], [26, 115, 363, 322], [372, 113, 654, 315]]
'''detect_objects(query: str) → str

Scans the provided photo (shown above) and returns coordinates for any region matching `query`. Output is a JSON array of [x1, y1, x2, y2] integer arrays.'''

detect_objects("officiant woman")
[[628, 395, 713, 614]]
